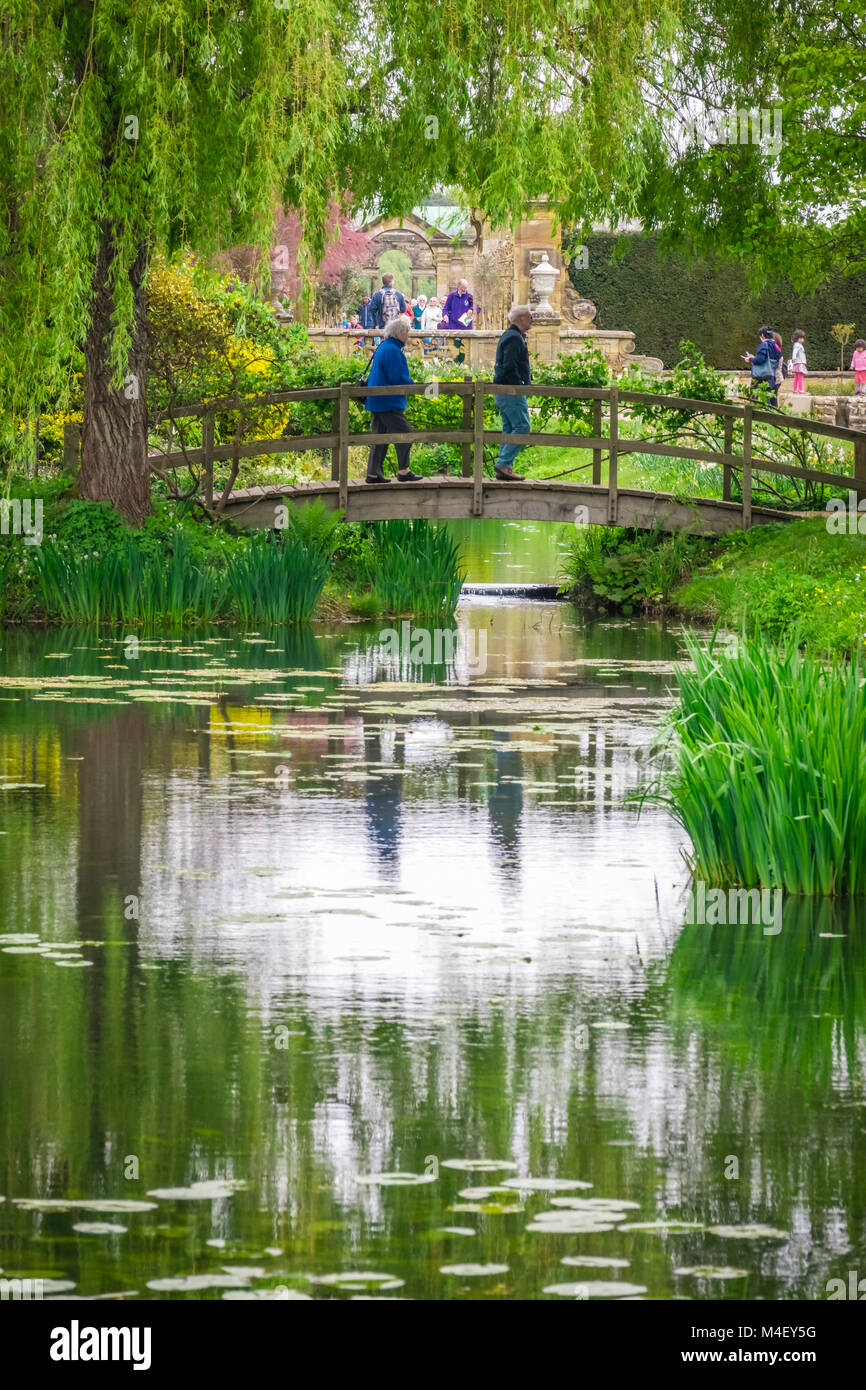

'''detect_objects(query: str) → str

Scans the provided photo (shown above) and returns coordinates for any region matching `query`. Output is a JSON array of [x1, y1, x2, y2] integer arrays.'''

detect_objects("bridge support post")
[[338, 382, 349, 514], [607, 385, 618, 524], [472, 379, 484, 516], [201, 415, 214, 509], [592, 399, 602, 486], [461, 377, 473, 478], [854, 435, 866, 508], [722, 416, 733, 501], [331, 397, 340, 481], [741, 402, 752, 528]]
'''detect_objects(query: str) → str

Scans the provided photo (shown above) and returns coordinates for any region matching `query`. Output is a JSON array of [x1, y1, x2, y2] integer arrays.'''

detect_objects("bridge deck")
[[219, 476, 793, 535]]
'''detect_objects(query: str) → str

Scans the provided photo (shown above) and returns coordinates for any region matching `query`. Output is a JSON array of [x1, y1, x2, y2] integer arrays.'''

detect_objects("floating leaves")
[[440, 1263, 509, 1277], [543, 1281, 647, 1298], [312, 1271, 405, 1291], [13, 1198, 157, 1213], [501, 1177, 593, 1193], [146, 1181, 247, 1201], [356, 1172, 437, 1187], [706, 1225, 787, 1240], [71, 1222, 127, 1235]]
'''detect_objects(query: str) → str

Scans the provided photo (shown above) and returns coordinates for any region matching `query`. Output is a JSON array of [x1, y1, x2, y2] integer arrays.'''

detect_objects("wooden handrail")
[[59, 380, 866, 535]]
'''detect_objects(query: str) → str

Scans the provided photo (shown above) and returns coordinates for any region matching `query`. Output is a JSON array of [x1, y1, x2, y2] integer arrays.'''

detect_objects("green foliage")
[[364, 520, 466, 618], [285, 498, 344, 560], [633, 0, 866, 289], [650, 634, 866, 895], [569, 232, 866, 369], [0, 0, 677, 470], [560, 524, 714, 614], [533, 347, 610, 431]]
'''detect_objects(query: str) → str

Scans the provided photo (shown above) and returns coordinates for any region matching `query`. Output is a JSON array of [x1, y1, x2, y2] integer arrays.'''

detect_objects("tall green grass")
[[651, 633, 866, 894], [365, 520, 466, 617], [32, 529, 327, 625], [226, 533, 328, 624]]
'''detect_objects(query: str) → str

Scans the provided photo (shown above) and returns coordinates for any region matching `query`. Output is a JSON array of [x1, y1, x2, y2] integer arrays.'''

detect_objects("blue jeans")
[[493, 394, 530, 468]]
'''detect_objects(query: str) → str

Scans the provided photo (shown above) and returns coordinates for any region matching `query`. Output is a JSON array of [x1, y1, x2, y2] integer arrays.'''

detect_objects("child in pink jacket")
[[851, 339, 866, 395]]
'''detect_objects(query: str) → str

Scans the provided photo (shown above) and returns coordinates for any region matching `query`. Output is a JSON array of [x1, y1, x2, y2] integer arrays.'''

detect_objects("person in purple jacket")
[[439, 279, 475, 330]]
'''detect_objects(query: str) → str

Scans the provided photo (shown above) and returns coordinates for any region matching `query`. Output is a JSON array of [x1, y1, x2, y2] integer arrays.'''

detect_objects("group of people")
[[364, 305, 866, 487], [363, 301, 533, 484], [745, 326, 866, 404], [341, 274, 478, 361]]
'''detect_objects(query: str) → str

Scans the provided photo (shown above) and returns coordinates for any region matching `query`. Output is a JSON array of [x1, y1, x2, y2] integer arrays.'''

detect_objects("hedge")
[[565, 231, 866, 370]]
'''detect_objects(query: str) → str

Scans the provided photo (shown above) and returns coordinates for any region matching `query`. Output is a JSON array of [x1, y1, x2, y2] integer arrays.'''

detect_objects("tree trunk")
[[79, 228, 151, 524]]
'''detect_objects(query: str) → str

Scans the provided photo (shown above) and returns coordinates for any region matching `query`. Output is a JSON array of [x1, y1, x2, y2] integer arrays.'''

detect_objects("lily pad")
[[618, 1221, 706, 1233], [440, 1263, 509, 1277], [14, 1198, 158, 1213], [549, 1197, 640, 1211], [543, 1281, 647, 1298], [438, 1227, 476, 1237], [71, 1222, 127, 1235], [675, 1266, 750, 1279], [223, 1288, 312, 1300], [562, 1255, 630, 1269], [439, 1159, 518, 1172], [146, 1180, 247, 1200], [501, 1177, 592, 1192], [313, 1271, 405, 1291], [356, 1172, 437, 1187], [706, 1225, 787, 1239], [147, 1274, 252, 1291]]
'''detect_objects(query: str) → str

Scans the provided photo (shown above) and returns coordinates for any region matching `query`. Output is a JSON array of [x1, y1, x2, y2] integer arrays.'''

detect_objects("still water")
[[0, 601, 863, 1301]]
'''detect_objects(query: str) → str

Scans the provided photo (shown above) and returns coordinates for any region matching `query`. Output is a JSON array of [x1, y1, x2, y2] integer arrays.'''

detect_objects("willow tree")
[[0, 0, 675, 522], [635, 0, 866, 290]]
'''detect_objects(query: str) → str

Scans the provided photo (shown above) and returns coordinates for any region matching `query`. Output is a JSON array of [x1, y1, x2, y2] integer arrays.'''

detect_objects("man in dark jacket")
[[492, 306, 533, 480], [364, 317, 422, 482]]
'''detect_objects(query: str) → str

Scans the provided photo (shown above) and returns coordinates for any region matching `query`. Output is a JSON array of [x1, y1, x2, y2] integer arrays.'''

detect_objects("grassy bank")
[[0, 480, 465, 626], [560, 517, 866, 656]]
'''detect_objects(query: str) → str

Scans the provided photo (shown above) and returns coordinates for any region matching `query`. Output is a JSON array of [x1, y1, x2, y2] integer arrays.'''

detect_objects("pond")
[[0, 599, 863, 1302]]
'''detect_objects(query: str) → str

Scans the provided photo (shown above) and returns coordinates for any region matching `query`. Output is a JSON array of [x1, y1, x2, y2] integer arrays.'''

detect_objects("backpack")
[[380, 286, 401, 323]]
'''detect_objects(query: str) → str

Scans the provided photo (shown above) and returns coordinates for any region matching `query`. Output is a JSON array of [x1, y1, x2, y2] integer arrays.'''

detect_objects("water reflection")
[[0, 613, 864, 1301]]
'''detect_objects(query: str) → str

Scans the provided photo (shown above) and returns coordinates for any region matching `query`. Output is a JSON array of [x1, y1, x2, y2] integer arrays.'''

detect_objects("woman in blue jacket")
[[743, 327, 782, 407], [364, 317, 422, 482]]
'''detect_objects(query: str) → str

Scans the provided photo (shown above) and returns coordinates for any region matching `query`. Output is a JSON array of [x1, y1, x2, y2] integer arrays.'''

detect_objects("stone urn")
[[529, 252, 561, 320]]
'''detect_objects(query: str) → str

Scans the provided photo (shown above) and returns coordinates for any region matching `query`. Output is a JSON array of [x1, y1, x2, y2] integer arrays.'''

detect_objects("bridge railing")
[[67, 379, 866, 524]]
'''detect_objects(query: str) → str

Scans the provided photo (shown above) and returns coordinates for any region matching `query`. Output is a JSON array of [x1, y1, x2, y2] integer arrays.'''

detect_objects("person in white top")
[[790, 330, 807, 393], [421, 297, 443, 332]]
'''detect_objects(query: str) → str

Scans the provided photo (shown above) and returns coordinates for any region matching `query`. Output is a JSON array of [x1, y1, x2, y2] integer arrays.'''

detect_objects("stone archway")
[[366, 228, 436, 299], [360, 212, 464, 301]]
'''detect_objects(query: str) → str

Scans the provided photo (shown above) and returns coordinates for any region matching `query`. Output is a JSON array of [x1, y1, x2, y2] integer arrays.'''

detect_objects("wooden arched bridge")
[[135, 380, 866, 535]]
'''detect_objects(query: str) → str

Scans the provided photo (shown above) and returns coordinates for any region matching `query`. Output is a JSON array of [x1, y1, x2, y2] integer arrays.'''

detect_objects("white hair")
[[384, 316, 410, 341], [508, 304, 532, 324]]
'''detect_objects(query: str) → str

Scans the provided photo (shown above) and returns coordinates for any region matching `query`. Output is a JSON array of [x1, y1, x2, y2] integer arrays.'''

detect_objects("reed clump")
[[655, 633, 866, 895]]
